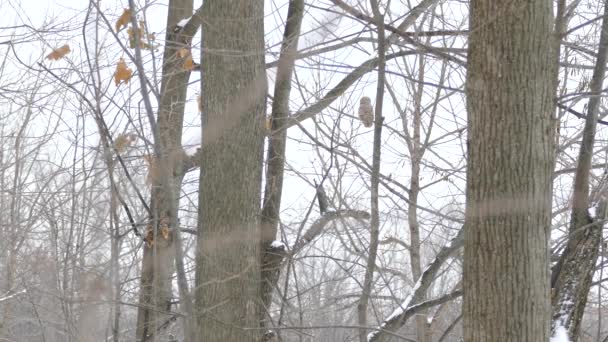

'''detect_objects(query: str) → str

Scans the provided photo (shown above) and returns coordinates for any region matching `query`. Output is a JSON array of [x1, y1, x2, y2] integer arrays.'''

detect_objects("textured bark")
[[195, 1, 266, 341], [134, 0, 194, 340], [551, 218, 603, 340], [551, 2, 608, 340], [260, 0, 304, 327], [463, 0, 557, 341]]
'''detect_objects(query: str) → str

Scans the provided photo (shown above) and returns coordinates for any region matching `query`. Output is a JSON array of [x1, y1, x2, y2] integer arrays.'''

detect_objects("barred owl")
[[358, 96, 374, 128]]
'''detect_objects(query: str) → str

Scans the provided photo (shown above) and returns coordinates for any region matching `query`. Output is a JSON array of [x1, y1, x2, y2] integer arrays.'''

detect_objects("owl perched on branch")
[[358, 96, 374, 128]]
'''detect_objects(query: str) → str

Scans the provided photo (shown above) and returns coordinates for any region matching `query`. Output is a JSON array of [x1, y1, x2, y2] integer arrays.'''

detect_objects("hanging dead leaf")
[[160, 217, 171, 240], [127, 26, 154, 50], [127, 26, 144, 49], [160, 226, 170, 240], [177, 47, 190, 58], [183, 55, 194, 71], [176, 48, 194, 70], [115, 8, 131, 32], [144, 224, 154, 247], [46, 44, 71, 60], [114, 58, 133, 86]]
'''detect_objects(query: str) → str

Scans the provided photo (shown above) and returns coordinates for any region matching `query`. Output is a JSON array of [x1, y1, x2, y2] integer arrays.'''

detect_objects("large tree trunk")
[[463, 0, 558, 340], [195, 1, 267, 341], [134, 0, 194, 340]]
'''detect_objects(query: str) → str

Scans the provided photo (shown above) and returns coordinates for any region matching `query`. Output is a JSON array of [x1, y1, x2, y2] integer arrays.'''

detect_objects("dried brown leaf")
[[114, 58, 133, 86], [183, 55, 194, 71], [177, 47, 190, 58], [144, 226, 154, 247], [115, 8, 131, 32], [46, 44, 71, 60], [160, 226, 170, 240]]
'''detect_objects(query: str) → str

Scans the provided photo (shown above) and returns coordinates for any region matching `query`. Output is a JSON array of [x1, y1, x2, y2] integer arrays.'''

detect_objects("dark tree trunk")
[[551, 2, 608, 340], [259, 0, 304, 329]]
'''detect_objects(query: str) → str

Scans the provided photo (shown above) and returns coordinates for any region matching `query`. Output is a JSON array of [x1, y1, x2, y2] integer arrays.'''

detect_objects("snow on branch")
[[270, 240, 285, 249], [366, 228, 463, 341], [0, 289, 26, 303], [290, 210, 370, 255], [176, 16, 192, 29]]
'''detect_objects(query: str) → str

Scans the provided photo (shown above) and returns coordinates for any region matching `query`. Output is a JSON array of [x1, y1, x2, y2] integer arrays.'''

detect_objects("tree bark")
[[260, 0, 304, 329], [463, 0, 558, 340], [134, 0, 194, 340], [551, 2, 608, 340], [195, 1, 267, 341]]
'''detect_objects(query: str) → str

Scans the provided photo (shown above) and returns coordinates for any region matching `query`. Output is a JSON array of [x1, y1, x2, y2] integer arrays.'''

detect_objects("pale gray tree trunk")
[[195, 1, 267, 341], [463, 0, 558, 340], [357, 0, 385, 341]]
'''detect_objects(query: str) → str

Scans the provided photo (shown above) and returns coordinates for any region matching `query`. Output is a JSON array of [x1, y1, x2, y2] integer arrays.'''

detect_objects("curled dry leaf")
[[127, 21, 155, 50], [183, 55, 194, 71], [144, 224, 154, 247], [46, 44, 71, 60], [160, 217, 171, 240], [177, 47, 190, 58], [160, 226, 170, 240], [177, 48, 195, 71], [114, 58, 133, 86], [115, 8, 131, 32]]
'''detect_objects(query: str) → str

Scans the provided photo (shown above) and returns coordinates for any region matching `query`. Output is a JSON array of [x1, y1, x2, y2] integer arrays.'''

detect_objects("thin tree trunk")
[[260, 0, 304, 330], [102, 145, 122, 342], [133, 0, 195, 340], [195, 1, 267, 341], [463, 0, 558, 340], [551, 2, 608, 340], [408, 51, 431, 342], [357, 1, 385, 341]]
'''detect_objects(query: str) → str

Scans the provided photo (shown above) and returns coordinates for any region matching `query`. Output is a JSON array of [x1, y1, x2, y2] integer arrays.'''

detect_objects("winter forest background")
[[0, 0, 606, 341]]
